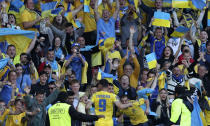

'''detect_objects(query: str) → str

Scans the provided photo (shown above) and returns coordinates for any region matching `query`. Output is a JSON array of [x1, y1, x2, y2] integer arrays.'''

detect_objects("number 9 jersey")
[[91, 91, 118, 126]]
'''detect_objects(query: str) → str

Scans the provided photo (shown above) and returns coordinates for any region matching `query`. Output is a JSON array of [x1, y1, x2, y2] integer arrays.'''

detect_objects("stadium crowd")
[[0, 0, 210, 125]]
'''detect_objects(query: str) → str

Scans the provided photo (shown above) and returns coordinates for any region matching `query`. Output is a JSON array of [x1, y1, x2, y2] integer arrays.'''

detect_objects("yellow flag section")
[[91, 51, 102, 67], [142, 0, 172, 7], [145, 52, 157, 69], [152, 11, 170, 28], [172, 0, 191, 8], [0, 28, 36, 56]]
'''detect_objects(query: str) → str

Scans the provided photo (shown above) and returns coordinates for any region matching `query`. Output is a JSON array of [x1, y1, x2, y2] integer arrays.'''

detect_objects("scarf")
[[172, 74, 184, 83], [46, 60, 58, 71]]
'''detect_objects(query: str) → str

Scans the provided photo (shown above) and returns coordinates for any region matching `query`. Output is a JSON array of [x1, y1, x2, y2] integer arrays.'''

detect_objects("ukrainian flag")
[[191, 0, 206, 10], [152, 11, 170, 27], [171, 26, 189, 38], [84, 0, 90, 12], [172, 0, 191, 8], [41, 1, 57, 11], [191, 96, 204, 126], [97, 68, 117, 83], [0, 28, 36, 55], [145, 52, 157, 69], [208, 10, 210, 26], [41, 7, 62, 18]]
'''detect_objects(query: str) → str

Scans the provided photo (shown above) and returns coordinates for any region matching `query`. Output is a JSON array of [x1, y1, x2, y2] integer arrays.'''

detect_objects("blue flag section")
[[191, 0, 206, 10]]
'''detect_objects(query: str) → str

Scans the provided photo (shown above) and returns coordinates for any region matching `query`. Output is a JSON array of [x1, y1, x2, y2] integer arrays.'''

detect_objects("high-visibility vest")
[[48, 103, 71, 126]]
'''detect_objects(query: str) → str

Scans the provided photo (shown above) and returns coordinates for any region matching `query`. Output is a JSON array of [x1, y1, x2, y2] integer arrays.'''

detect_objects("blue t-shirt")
[[16, 74, 32, 93], [65, 55, 86, 82], [149, 36, 166, 60], [0, 84, 12, 105], [96, 17, 116, 44]]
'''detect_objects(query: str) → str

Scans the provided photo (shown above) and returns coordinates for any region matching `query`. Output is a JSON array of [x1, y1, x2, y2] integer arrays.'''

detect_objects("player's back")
[[91, 91, 117, 126]]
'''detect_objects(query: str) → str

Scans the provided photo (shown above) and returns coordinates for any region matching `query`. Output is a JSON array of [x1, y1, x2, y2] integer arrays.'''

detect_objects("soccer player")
[[118, 95, 149, 126], [86, 79, 132, 126]]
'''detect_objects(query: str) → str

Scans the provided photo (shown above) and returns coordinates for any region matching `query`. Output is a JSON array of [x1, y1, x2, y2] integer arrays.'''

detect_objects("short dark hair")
[[56, 92, 69, 102], [35, 90, 45, 96], [7, 45, 15, 51], [123, 62, 134, 70], [98, 79, 109, 88], [65, 23, 73, 28], [39, 71, 47, 76], [67, 91, 75, 96], [15, 63, 22, 68], [108, 83, 113, 87], [70, 79, 80, 85], [120, 95, 128, 100]]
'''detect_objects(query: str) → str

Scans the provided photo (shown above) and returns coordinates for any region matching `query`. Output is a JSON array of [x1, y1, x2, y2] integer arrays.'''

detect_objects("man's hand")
[[24, 86, 31, 95], [97, 115, 105, 119], [130, 26, 136, 34]]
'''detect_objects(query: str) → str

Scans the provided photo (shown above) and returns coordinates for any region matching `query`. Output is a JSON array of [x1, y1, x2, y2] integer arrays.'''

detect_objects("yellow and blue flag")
[[145, 52, 157, 69], [191, 0, 206, 10], [191, 96, 203, 126], [171, 26, 189, 38], [172, 0, 191, 8], [0, 58, 11, 81], [41, 1, 57, 11], [0, 28, 36, 55], [208, 10, 210, 26], [142, 0, 172, 7], [84, 0, 90, 12], [152, 11, 170, 27], [42, 8, 62, 18], [97, 68, 117, 83]]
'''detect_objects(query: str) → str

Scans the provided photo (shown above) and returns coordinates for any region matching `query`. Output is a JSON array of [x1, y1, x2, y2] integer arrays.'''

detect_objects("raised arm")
[[189, 23, 197, 45], [26, 32, 37, 54], [94, 0, 100, 22], [112, 0, 119, 20], [114, 100, 132, 109], [129, 26, 135, 52], [71, 4, 84, 18], [174, 36, 184, 59]]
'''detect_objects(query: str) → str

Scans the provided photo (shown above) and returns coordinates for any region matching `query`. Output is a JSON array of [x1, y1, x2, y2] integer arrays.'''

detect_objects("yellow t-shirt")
[[91, 91, 118, 126], [0, 109, 10, 125], [21, 9, 38, 31], [5, 112, 26, 126], [119, 99, 148, 125], [83, 8, 96, 32]]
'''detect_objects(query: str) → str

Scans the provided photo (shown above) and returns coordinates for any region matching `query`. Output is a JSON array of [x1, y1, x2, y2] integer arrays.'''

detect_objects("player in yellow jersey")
[[86, 79, 133, 126], [118, 95, 149, 126]]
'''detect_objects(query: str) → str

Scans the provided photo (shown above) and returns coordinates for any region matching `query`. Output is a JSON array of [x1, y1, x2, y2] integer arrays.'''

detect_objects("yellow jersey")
[[91, 91, 118, 126], [118, 99, 148, 125], [5, 112, 26, 126], [0, 109, 10, 125], [21, 8, 38, 31]]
